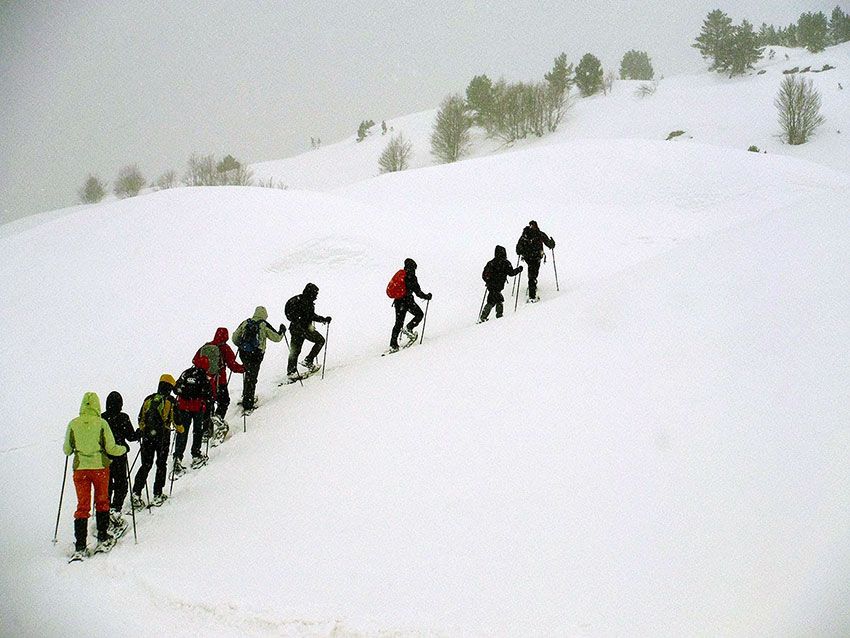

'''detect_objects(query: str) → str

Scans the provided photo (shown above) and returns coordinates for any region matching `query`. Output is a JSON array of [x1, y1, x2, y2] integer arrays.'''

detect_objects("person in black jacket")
[[131, 374, 181, 507], [479, 245, 523, 322], [101, 391, 140, 523], [173, 360, 214, 472], [515, 220, 555, 302], [389, 258, 432, 351], [286, 283, 331, 381]]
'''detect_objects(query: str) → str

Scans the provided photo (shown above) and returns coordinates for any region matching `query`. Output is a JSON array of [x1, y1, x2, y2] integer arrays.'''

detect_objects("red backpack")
[[386, 269, 407, 299]]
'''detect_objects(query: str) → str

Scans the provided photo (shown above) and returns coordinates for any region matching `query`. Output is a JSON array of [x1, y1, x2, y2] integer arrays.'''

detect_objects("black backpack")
[[284, 296, 299, 322], [240, 319, 261, 353]]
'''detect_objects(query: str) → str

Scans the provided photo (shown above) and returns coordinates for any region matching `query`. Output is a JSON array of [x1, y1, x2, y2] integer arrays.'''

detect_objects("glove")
[[425, 293, 433, 300], [325, 316, 332, 324], [518, 265, 524, 272], [279, 323, 286, 334], [550, 238, 556, 248], [175, 424, 185, 434]]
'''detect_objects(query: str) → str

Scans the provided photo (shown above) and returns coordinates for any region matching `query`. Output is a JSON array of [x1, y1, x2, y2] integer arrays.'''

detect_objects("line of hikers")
[[61, 220, 555, 558]]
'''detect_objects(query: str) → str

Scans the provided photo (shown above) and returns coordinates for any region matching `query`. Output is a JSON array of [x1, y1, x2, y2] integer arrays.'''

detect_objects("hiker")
[[232, 306, 285, 411], [193, 327, 244, 420], [388, 258, 432, 352], [131, 374, 180, 508], [64, 392, 128, 560], [285, 283, 331, 382], [515, 220, 555, 302], [479, 245, 523, 322], [173, 358, 214, 472], [100, 391, 140, 523]]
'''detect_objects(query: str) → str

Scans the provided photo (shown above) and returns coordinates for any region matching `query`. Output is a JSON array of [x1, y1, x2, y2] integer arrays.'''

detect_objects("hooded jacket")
[[286, 284, 328, 331], [515, 224, 555, 260], [401, 258, 428, 301], [193, 327, 245, 389], [175, 360, 214, 413], [64, 392, 127, 470], [233, 306, 283, 354], [101, 391, 139, 455], [483, 245, 523, 292]]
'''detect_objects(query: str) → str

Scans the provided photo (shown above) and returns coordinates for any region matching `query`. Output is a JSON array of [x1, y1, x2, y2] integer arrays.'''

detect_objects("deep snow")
[[1, 44, 850, 638]]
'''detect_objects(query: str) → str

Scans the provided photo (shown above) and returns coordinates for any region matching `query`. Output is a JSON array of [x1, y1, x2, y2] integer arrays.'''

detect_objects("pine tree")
[[693, 9, 734, 70], [466, 74, 495, 126], [716, 20, 763, 77], [574, 53, 603, 97], [830, 6, 850, 44], [430, 95, 473, 164], [798, 12, 830, 52], [544, 53, 573, 95], [619, 50, 654, 80]]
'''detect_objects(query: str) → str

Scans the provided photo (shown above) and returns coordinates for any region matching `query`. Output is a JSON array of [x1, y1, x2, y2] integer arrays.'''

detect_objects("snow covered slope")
[[2, 45, 850, 638]]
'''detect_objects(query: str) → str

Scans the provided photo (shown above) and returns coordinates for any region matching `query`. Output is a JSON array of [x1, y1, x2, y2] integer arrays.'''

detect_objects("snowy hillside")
[[2, 45, 850, 637]]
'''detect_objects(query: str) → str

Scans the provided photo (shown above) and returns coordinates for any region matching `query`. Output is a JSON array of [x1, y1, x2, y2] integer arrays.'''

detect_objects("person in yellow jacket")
[[64, 392, 127, 560]]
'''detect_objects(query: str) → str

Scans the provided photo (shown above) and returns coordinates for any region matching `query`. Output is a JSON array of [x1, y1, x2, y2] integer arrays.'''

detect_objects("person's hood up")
[[303, 283, 319, 299], [213, 327, 229, 344], [79, 392, 102, 418], [494, 245, 507, 260], [404, 258, 417, 271], [196, 356, 210, 371], [252, 306, 268, 322], [104, 391, 123, 415]]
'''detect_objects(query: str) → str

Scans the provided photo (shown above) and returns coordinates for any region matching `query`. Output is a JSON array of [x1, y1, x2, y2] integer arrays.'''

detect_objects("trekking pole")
[[126, 455, 138, 544], [243, 411, 247, 434], [419, 299, 431, 345], [144, 478, 153, 515], [321, 321, 330, 380], [514, 268, 523, 313], [282, 331, 304, 387], [52, 456, 69, 544], [510, 256, 521, 297], [551, 247, 560, 292], [478, 286, 487, 322], [128, 446, 142, 473]]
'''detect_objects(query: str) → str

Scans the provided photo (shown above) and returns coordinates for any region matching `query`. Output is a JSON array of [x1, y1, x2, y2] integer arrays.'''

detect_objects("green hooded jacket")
[[63, 392, 127, 470], [233, 306, 283, 353]]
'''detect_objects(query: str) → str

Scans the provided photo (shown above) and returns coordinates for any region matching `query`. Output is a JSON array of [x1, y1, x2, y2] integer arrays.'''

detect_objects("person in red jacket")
[[193, 327, 245, 420]]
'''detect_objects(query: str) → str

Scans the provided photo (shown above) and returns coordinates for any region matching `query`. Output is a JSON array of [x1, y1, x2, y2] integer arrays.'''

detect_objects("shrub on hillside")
[[431, 95, 473, 164], [378, 133, 413, 173], [113, 164, 145, 199], [666, 130, 686, 140], [256, 177, 288, 189], [775, 75, 825, 145], [635, 81, 658, 98], [797, 11, 830, 52], [574, 53, 604, 96], [356, 120, 375, 142], [154, 170, 177, 191], [619, 50, 654, 80], [78, 174, 107, 204]]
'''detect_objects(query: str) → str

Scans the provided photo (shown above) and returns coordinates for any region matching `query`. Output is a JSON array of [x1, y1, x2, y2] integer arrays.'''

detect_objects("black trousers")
[[133, 432, 170, 497], [526, 257, 542, 299], [391, 297, 424, 347], [480, 289, 506, 320], [174, 411, 206, 460], [288, 325, 325, 374], [241, 349, 264, 408], [108, 454, 129, 511], [215, 383, 230, 419]]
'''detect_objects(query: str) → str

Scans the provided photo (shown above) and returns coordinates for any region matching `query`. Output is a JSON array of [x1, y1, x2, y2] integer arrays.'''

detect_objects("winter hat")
[[196, 356, 210, 371], [105, 391, 123, 414], [404, 258, 417, 270], [159, 374, 176, 387]]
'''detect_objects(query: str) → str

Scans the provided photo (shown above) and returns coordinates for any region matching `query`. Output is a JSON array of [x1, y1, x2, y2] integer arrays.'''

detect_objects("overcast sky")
[[0, 0, 837, 224]]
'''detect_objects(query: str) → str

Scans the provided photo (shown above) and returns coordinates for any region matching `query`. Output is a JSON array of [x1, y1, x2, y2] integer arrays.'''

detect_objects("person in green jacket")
[[232, 306, 285, 412], [63, 392, 127, 559]]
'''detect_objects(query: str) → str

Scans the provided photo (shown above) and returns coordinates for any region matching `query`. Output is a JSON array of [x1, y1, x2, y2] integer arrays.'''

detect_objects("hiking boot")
[[109, 508, 123, 527], [301, 359, 320, 373], [287, 371, 302, 382], [131, 493, 145, 510], [403, 328, 417, 341], [191, 454, 208, 470], [73, 518, 88, 553], [149, 493, 168, 507]]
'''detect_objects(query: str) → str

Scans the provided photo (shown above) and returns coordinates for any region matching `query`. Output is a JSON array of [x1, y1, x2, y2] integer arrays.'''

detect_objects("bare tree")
[[775, 75, 825, 145], [113, 164, 146, 199], [78, 174, 107, 204], [183, 153, 218, 186], [602, 70, 616, 95], [378, 133, 414, 173], [431, 95, 473, 163], [154, 170, 177, 191]]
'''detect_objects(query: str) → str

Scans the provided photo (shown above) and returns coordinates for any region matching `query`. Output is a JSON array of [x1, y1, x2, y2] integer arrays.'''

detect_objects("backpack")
[[386, 269, 407, 299], [284, 296, 299, 322], [198, 343, 222, 375], [482, 261, 493, 283], [141, 394, 165, 435], [239, 319, 261, 354]]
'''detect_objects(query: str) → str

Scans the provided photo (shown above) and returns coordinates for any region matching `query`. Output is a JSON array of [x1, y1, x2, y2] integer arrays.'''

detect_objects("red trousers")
[[73, 468, 110, 519]]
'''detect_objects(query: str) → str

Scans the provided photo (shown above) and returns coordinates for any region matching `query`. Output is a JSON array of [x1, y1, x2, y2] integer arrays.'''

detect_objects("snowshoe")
[[382, 345, 400, 356], [93, 535, 116, 555], [170, 459, 186, 480], [210, 416, 229, 447], [68, 550, 86, 563], [149, 493, 168, 507], [191, 455, 208, 470], [130, 493, 145, 511], [526, 296, 540, 304], [109, 517, 130, 539], [403, 328, 418, 342]]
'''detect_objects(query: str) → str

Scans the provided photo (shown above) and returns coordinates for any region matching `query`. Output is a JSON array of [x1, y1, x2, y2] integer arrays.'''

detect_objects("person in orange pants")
[[64, 392, 127, 560]]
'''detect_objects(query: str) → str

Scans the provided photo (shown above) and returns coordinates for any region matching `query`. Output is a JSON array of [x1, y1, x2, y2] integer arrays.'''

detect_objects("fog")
[[0, 0, 833, 223]]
